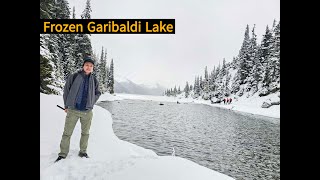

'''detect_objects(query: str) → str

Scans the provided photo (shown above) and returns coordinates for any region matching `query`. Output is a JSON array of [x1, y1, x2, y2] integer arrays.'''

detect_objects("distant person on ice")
[[55, 56, 101, 163]]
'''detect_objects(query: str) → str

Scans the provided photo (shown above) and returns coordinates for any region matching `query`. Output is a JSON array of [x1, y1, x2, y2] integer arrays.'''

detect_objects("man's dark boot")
[[54, 156, 65, 163], [78, 152, 89, 158]]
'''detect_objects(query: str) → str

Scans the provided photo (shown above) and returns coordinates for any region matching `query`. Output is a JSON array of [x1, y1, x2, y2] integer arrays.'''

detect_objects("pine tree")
[[199, 76, 203, 92], [273, 21, 280, 84], [272, 19, 277, 32], [252, 44, 263, 93], [69, 6, 78, 74], [53, 0, 70, 19], [98, 47, 108, 93], [260, 25, 274, 94], [209, 66, 216, 92], [52, 0, 73, 80], [173, 86, 177, 96], [245, 24, 258, 93], [262, 61, 271, 92], [104, 49, 109, 91], [265, 21, 280, 94], [231, 71, 241, 95], [63, 37, 76, 79], [184, 81, 190, 98], [215, 64, 224, 99], [72, 6, 76, 19], [238, 25, 251, 84], [47, 33, 65, 89], [73, 0, 93, 69], [81, 0, 92, 19], [260, 26, 273, 68], [107, 58, 114, 94], [40, 54, 56, 94], [231, 56, 237, 69], [193, 76, 200, 97], [204, 66, 209, 81], [40, 23, 58, 95], [202, 66, 210, 99], [231, 25, 251, 96], [193, 76, 197, 96], [249, 24, 263, 94], [40, 0, 55, 19], [92, 50, 100, 79], [221, 58, 227, 77], [47, 0, 71, 84], [225, 71, 231, 96]]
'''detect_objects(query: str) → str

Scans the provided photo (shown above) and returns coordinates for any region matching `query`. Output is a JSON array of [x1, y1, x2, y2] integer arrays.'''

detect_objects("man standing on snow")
[[55, 56, 101, 163]]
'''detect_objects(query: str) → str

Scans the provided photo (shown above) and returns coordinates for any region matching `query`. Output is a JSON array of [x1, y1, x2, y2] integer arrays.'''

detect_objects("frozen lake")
[[98, 99, 280, 180]]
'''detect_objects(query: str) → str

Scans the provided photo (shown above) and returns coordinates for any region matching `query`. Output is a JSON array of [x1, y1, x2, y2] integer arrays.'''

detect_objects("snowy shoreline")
[[40, 93, 235, 180], [101, 93, 280, 119]]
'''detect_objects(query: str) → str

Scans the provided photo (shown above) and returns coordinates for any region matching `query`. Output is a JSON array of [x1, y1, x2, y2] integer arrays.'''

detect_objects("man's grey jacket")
[[63, 70, 101, 110]]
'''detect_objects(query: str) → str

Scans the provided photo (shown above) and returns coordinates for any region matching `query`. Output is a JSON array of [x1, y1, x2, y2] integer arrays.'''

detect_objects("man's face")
[[83, 62, 94, 74]]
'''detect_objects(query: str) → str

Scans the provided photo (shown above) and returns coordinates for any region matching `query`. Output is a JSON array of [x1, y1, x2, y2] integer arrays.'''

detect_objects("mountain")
[[114, 76, 166, 96]]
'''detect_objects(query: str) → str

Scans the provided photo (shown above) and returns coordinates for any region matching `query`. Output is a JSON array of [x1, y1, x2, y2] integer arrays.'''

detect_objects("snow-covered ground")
[[111, 92, 280, 119], [40, 93, 234, 180]]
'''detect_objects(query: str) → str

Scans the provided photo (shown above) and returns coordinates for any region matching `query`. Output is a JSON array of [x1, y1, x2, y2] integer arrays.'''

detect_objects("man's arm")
[[63, 74, 74, 109], [94, 77, 101, 104]]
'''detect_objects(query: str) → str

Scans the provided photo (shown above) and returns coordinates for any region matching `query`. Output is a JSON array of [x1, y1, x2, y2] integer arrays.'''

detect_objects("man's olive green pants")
[[58, 108, 93, 158]]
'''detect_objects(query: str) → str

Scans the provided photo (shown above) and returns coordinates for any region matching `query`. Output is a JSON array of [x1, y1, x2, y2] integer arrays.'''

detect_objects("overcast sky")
[[68, 0, 280, 89]]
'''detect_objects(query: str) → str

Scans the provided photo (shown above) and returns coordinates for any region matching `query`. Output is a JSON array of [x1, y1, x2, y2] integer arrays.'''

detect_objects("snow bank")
[[40, 93, 234, 180]]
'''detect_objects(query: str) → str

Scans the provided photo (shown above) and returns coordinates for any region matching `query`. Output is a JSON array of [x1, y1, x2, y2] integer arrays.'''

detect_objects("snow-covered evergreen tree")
[[244, 24, 258, 95], [193, 76, 200, 98], [231, 25, 251, 96], [81, 0, 92, 19], [173, 86, 177, 96], [225, 70, 231, 97], [98, 47, 108, 93], [259, 25, 274, 96], [267, 20, 280, 94], [40, 0, 55, 19], [107, 58, 114, 94], [199, 76, 203, 93], [251, 44, 263, 94], [209, 66, 216, 92], [273, 21, 280, 85], [73, 0, 93, 69], [238, 25, 251, 85], [221, 59, 227, 77], [184, 81, 190, 98], [202, 66, 210, 99], [40, 35, 57, 95]]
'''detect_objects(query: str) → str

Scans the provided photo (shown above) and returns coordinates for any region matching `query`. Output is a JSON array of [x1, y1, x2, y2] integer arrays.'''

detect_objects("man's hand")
[[64, 109, 68, 113]]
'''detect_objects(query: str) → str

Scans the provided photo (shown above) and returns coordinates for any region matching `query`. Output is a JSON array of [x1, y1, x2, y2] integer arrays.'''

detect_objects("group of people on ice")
[[210, 96, 233, 104], [222, 97, 232, 105]]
